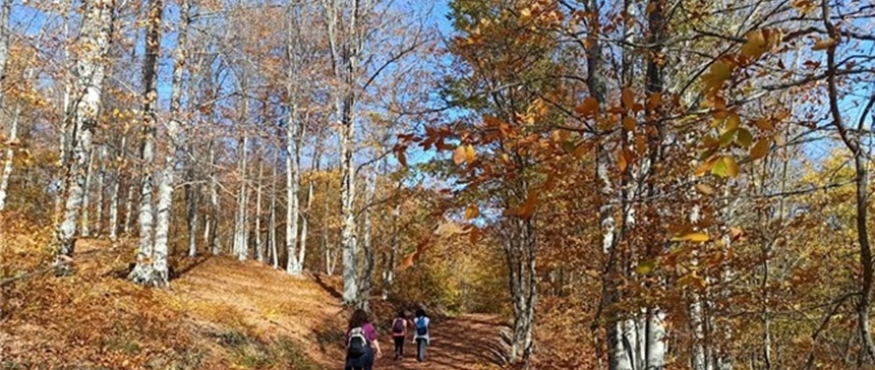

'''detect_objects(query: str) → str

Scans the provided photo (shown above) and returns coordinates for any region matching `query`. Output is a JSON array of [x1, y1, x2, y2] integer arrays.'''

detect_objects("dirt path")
[[372, 314, 505, 369]]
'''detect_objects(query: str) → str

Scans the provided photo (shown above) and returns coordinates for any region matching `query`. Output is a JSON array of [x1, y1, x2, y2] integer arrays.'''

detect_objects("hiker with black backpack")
[[343, 308, 382, 370], [412, 308, 430, 362], [390, 309, 408, 360]]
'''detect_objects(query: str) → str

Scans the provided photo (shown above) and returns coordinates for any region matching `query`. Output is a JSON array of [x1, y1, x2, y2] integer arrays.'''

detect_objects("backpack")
[[347, 327, 367, 357], [415, 317, 428, 336], [392, 318, 405, 334]]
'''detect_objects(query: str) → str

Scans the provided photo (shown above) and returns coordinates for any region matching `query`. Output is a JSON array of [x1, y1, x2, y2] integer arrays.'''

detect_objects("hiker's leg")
[[416, 339, 425, 361]]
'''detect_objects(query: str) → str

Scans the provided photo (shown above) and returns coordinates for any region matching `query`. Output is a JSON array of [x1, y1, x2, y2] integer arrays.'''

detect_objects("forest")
[[1, 0, 874, 369]]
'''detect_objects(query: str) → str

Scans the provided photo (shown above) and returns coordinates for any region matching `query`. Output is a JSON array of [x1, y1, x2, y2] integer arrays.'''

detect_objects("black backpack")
[[347, 327, 367, 357]]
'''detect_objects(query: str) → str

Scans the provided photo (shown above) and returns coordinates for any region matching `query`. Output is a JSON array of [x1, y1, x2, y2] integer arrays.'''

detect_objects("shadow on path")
[[372, 314, 505, 369]]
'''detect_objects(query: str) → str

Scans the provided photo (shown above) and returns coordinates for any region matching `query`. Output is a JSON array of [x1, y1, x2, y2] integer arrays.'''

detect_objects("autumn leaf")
[[711, 156, 739, 178], [622, 88, 634, 109], [618, 148, 628, 172], [465, 204, 480, 220], [465, 144, 476, 163], [695, 156, 719, 177], [678, 272, 707, 290], [740, 29, 768, 61], [812, 37, 837, 51], [695, 183, 715, 195], [453, 145, 467, 165], [623, 116, 636, 131], [646, 93, 662, 110], [469, 227, 481, 245], [575, 97, 599, 117], [395, 147, 407, 167], [671, 232, 711, 242], [750, 138, 770, 159], [400, 253, 416, 270], [636, 259, 656, 275], [736, 128, 753, 148]]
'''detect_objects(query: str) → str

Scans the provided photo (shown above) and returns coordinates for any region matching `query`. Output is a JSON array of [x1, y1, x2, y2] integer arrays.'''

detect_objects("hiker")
[[390, 309, 408, 360], [344, 308, 382, 370], [412, 308, 430, 362]]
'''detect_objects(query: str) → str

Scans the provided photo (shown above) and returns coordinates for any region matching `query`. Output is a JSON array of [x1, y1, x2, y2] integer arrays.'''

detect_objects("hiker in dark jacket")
[[344, 308, 382, 370], [390, 309, 409, 360]]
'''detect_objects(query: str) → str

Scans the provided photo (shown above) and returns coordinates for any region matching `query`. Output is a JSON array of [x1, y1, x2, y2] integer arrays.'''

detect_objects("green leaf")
[[636, 259, 657, 275], [736, 128, 753, 148]]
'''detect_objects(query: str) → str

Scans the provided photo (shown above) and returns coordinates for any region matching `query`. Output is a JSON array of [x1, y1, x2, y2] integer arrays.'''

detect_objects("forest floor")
[[0, 236, 506, 369]]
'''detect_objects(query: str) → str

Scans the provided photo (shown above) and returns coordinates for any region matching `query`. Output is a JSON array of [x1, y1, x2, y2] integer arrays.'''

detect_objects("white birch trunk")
[[80, 147, 96, 237], [255, 158, 264, 262], [208, 140, 221, 255], [94, 145, 106, 236], [108, 136, 124, 240], [122, 171, 135, 235], [234, 134, 249, 261], [0, 104, 21, 212], [269, 148, 279, 268], [53, 0, 114, 260], [358, 172, 375, 309], [285, 107, 301, 273], [128, 0, 167, 286]]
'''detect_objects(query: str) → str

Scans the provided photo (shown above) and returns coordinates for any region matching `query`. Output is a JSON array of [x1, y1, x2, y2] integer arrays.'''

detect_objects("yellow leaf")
[[750, 138, 770, 160], [695, 156, 719, 177], [812, 37, 836, 51], [465, 144, 476, 163], [695, 183, 715, 195], [740, 29, 768, 61], [672, 232, 710, 242], [453, 145, 466, 165], [464, 204, 480, 220], [724, 112, 741, 133], [636, 259, 656, 275], [711, 156, 740, 177], [754, 117, 774, 131]]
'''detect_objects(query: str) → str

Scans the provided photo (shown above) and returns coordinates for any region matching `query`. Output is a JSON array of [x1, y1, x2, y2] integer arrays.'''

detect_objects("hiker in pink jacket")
[[390, 309, 409, 360]]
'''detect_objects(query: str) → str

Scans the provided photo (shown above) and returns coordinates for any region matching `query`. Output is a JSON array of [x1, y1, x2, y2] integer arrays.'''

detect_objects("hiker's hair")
[[349, 308, 370, 329], [396, 309, 406, 318], [415, 308, 427, 317]]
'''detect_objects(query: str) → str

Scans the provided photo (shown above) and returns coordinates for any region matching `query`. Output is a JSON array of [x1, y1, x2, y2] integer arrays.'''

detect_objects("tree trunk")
[[108, 136, 125, 241], [381, 203, 399, 300], [254, 157, 264, 262], [53, 0, 115, 261], [208, 140, 221, 255], [122, 167, 136, 236], [285, 106, 301, 273], [820, 0, 875, 362], [0, 104, 22, 212], [94, 145, 106, 237], [234, 134, 249, 261], [269, 147, 279, 268], [80, 147, 96, 237], [323, 175, 334, 276], [358, 172, 375, 310], [129, 0, 167, 287]]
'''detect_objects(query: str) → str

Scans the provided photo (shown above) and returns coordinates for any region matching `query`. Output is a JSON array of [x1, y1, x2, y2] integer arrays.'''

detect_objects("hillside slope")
[[1, 238, 504, 369]]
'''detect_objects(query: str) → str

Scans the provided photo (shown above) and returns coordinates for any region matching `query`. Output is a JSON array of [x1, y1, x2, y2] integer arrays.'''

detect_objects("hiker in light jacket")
[[412, 308, 430, 362]]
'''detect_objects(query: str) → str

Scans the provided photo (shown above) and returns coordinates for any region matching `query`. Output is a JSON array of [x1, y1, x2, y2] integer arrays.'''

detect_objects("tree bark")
[[234, 134, 249, 261], [255, 156, 264, 262], [269, 147, 279, 268], [285, 106, 301, 273], [0, 104, 21, 212], [128, 0, 167, 287], [208, 140, 221, 255], [53, 0, 115, 261], [94, 145, 106, 237], [358, 171, 375, 310], [820, 0, 875, 362], [80, 146, 96, 237]]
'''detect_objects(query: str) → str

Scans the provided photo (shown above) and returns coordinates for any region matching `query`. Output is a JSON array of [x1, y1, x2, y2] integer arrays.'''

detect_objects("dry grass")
[[0, 229, 342, 369]]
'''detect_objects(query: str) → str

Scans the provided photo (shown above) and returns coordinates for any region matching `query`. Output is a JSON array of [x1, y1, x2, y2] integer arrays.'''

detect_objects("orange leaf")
[[395, 147, 407, 167], [465, 144, 476, 163], [453, 145, 466, 165], [575, 97, 599, 117], [469, 227, 481, 245], [740, 29, 768, 61], [401, 253, 416, 269], [695, 156, 719, 177], [812, 37, 836, 51], [465, 204, 480, 220], [750, 138, 770, 160], [623, 116, 636, 131], [695, 183, 715, 195], [647, 93, 662, 110], [671, 232, 710, 242], [622, 88, 634, 109]]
